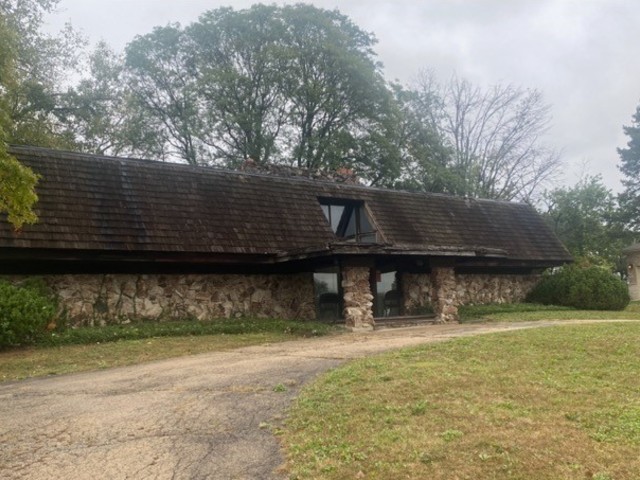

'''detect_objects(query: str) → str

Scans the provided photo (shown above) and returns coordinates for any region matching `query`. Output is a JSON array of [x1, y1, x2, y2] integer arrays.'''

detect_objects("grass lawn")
[[0, 318, 334, 383], [283, 322, 640, 480], [460, 301, 640, 322]]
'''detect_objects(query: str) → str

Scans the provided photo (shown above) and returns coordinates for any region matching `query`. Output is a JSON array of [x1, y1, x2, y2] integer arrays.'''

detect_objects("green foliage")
[[618, 104, 640, 233], [0, 279, 57, 348], [543, 175, 629, 270], [36, 317, 333, 347], [0, 0, 85, 148], [0, 144, 39, 228], [57, 42, 135, 156], [527, 265, 630, 311], [83, 4, 413, 184]]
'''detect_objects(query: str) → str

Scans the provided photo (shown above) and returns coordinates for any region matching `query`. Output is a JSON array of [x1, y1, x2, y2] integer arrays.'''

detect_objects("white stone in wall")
[[341, 266, 375, 331], [401, 271, 541, 318]]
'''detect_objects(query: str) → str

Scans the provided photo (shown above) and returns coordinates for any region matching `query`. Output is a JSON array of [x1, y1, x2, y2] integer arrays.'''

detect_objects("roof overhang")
[[0, 241, 570, 274]]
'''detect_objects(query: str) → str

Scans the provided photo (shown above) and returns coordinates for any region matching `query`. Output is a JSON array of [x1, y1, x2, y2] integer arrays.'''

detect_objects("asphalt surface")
[[0, 321, 623, 479]]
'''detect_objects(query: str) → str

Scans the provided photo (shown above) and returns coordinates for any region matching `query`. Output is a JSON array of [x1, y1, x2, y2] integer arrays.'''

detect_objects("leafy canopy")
[[543, 174, 628, 270]]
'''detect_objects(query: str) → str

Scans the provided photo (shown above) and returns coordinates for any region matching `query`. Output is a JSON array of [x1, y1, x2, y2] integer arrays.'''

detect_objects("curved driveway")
[[0, 321, 625, 479]]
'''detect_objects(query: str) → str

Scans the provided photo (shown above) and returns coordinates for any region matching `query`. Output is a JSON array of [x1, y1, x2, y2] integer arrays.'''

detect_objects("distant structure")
[[624, 244, 640, 301]]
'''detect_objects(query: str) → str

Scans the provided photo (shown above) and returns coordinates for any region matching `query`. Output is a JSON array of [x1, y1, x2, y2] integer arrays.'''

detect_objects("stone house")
[[0, 146, 571, 330], [624, 244, 640, 301]]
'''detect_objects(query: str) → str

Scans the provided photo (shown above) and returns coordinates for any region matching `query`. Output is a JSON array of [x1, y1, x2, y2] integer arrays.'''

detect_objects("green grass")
[[283, 322, 640, 479], [0, 318, 335, 382], [37, 317, 333, 347], [459, 301, 640, 322]]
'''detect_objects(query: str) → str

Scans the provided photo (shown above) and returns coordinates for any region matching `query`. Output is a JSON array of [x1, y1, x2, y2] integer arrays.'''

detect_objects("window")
[[314, 268, 341, 321], [319, 199, 376, 243]]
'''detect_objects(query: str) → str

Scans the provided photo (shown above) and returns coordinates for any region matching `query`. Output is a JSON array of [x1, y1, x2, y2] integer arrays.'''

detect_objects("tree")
[[277, 4, 391, 173], [0, 144, 38, 228], [409, 73, 561, 202], [107, 4, 404, 182], [0, 0, 85, 228], [124, 24, 204, 164], [618, 104, 640, 233], [0, 0, 84, 147], [188, 5, 287, 166], [389, 83, 458, 193], [60, 42, 155, 157], [543, 175, 627, 270]]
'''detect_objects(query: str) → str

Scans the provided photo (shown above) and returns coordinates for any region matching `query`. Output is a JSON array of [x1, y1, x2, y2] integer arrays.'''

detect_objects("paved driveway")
[[0, 321, 618, 479]]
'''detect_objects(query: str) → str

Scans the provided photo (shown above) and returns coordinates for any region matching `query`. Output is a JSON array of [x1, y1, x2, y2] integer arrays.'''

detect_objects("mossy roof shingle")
[[0, 145, 571, 263]]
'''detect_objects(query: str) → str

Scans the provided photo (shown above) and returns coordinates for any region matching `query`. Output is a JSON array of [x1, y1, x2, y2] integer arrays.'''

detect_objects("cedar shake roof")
[[0, 145, 571, 265]]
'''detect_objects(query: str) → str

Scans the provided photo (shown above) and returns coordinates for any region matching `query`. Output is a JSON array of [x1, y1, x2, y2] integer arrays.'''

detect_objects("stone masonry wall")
[[431, 267, 459, 323], [402, 272, 541, 315], [341, 266, 374, 331], [627, 250, 640, 301], [6, 273, 316, 327]]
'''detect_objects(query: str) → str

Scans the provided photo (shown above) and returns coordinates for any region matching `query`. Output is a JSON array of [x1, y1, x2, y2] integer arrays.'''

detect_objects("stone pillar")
[[342, 266, 375, 331], [626, 248, 640, 301], [430, 267, 459, 323]]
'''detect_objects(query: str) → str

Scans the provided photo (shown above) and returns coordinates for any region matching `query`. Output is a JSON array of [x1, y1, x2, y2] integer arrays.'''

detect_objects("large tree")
[[409, 73, 561, 201], [389, 83, 459, 193], [104, 4, 404, 181], [0, 0, 83, 147], [618, 104, 640, 233], [188, 5, 288, 166], [124, 24, 204, 164], [0, 0, 75, 228], [543, 175, 627, 270], [277, 4, 390, 173]]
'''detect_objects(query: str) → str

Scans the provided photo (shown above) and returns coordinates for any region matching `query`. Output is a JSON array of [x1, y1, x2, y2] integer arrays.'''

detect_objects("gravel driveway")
[[0, 321, 614, 479]]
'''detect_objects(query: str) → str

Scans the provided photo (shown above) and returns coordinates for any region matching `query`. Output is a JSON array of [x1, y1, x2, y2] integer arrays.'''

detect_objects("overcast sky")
[[44, 0, 640, 192]]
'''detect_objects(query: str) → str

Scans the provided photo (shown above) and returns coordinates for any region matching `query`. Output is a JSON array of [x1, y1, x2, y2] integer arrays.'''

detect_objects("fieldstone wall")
[[6, 273, 316, 326], [401, 272, 541, 319], [626, 250, 640, 301], [341, 266, 374, 331], [431, 267, 459, 323], [455, 274, 541, 305]]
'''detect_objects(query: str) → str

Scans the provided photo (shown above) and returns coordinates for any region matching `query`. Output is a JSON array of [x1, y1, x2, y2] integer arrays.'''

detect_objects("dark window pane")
[[359, 206, 374, 234], [330, 205, 344, 233], [344, 209, 357, 238], [321, 204, 330, 223]]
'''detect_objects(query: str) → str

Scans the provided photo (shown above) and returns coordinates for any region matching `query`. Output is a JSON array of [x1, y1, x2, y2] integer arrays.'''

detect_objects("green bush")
[[0, 280, 57, 348], [527, 266, 630, 311]]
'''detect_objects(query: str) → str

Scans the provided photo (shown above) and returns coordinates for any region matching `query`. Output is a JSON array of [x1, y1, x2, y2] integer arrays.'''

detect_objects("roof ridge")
[[8, 144, 524, 205]]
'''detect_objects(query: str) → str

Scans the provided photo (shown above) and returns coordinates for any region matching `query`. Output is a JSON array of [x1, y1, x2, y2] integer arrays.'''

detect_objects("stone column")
[[430, 267, 459, 323], [342, 266, 375, 331]]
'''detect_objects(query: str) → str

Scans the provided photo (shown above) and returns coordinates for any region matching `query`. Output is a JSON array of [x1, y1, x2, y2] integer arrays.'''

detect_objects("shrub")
[[0, 280, 57, 348], [527, 265, 630, 311]]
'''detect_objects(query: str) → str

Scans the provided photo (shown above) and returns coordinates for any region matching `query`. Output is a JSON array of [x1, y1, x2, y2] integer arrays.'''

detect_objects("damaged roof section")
[[0, 145, 571, 265]]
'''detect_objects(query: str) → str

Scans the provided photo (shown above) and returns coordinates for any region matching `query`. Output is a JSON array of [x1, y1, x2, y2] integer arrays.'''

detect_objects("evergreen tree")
[[618, 104, 640, 233]]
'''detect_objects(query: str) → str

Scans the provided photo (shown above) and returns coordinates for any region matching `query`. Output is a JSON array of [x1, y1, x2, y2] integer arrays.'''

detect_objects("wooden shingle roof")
[[0, 145, 571, 264]]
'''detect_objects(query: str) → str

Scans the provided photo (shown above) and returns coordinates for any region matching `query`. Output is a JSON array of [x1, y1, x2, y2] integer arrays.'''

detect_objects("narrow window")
[[314, 268, 341, 321]]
